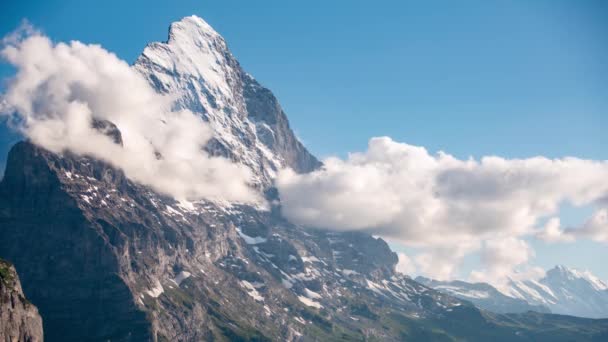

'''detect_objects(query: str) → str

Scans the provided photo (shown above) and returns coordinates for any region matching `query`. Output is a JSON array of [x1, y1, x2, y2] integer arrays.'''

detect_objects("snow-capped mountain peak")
[[171, 15, 221, 39], [548, 265, 608, 291], [134, 16, 320, 188], [148, 15, 233, 99], [137, 15, 237, 112], [505, 265, 608, 318]]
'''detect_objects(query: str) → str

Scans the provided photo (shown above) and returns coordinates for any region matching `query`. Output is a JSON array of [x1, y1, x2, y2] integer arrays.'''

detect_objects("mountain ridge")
[[416, 276, 552, 314], [421, 265, 608, 319], [506, 265, 608, 318]]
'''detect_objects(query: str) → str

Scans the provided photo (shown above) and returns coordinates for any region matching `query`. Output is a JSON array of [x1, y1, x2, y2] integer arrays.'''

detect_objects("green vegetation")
[[164, 285, 196, 310], [0, 259, 15, 285]]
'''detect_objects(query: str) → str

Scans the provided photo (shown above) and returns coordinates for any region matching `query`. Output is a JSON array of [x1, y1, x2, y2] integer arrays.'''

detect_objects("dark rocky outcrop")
[[91, 119, 123, 146], [0, 259, 43, 342], [0, 142, 151, 341]]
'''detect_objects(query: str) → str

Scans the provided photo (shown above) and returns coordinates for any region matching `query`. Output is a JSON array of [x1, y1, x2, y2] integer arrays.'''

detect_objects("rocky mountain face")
[[505, 266, 608, 318], [0, 140, 468, 341], [416, 277, 551, 314], [1, 15, 608, 341], [0, 259, 43, 342]]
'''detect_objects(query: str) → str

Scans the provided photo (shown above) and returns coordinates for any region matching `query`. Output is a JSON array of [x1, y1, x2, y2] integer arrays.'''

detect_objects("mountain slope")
[[1, 15, 608, 341], [416, 276, 551, 314]]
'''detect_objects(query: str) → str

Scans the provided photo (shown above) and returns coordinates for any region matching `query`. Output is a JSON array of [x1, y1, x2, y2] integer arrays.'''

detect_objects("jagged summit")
[[139, 15, 232, 97], [546, 265, 608, 291], [170, 15, 221, 39], [134, 16, 320, 188]]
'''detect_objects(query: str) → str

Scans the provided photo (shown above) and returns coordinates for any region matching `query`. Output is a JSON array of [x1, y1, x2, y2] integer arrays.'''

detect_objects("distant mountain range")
[[416, 277, 552, 314], [418, 265, 608, 318]]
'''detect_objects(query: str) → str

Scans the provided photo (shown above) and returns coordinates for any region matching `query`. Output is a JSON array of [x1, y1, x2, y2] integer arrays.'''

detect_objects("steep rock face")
[[0, 143, 152, 341], [0, 259, 43, 342], [417, 277, 551, 314]]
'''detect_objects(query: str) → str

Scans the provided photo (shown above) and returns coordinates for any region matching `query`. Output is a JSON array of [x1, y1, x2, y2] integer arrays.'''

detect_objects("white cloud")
[[413, 244, 475, 280], [539, 208, 608, 243], [1, 19, 39, 46], [277, 136, 608, 284], [536, 218, 576, 243], [468, 238, 542, 288], [579, 208, 608, 242], [1, 25, 258, 203], [395, 252, 416, 275]]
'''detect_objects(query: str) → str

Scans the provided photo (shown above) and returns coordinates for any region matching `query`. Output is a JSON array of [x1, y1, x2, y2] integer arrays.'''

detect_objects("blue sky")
[[1, 0, 607, 279]]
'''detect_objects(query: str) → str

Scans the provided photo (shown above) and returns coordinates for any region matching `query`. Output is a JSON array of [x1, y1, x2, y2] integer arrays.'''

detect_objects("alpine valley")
[[1, 16, 608, 342]]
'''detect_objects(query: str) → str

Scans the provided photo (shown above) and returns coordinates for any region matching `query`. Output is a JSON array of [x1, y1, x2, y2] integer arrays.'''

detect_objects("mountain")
[[1, 15, 608, 341], [416, 277, 551, 314], [133, 16, 321, 188], [505, 266, 608, 318], [0, 259, 43, 342], [420, 266, 608, 319]]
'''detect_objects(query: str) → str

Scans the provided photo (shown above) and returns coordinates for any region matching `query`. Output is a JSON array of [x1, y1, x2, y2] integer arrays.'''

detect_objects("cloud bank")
[[1, 24, 257, 203], [277, 137, 608, 282]]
